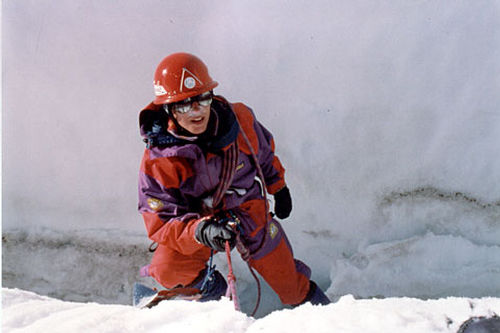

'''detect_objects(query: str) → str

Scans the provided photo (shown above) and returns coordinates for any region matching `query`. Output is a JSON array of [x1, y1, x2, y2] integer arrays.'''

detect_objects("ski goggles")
[[165, 92, 213, 114]]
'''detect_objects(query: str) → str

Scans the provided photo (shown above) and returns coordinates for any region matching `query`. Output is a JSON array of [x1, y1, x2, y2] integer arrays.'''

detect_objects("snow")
[[3, 288, 500, 333], [3, 0, 500, 330]]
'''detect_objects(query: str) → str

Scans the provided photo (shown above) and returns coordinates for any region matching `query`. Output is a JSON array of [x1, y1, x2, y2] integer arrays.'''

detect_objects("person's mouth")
[[191, 116, 204, 123]]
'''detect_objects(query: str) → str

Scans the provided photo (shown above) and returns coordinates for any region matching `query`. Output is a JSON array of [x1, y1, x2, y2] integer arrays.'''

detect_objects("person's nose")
[[187, 102, 203, 115]]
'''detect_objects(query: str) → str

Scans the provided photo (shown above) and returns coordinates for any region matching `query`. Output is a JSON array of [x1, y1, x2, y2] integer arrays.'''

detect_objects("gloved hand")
[[274, 186, 292, 219], [195, 216, 236, 252]]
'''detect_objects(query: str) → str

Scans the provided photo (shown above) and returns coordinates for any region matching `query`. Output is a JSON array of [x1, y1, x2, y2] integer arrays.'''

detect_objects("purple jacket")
[[138, 96, 286, 255]]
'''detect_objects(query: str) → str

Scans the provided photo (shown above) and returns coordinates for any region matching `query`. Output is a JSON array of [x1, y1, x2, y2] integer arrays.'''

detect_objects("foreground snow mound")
[[3, 288, 500, 333], [2, 288, 252, 333]]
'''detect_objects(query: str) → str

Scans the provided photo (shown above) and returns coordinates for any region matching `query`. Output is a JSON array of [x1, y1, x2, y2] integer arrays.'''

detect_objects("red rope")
[[218, 108, 270, 316], [225, 240, 240, 311], [232, 111, 270, 317], [213, 142, 238, 208]]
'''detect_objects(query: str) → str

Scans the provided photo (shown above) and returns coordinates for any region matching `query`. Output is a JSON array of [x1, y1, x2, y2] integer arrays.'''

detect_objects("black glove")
[[274, 186, 292, 219], [195, 217, 236, 252]]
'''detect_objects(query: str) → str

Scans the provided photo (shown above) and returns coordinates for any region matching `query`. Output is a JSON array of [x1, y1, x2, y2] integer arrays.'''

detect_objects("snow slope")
[[3, 288, 500, 333]]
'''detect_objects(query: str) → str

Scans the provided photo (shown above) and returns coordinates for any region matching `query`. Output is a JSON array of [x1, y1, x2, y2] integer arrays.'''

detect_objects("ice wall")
[[3, 0, 500, 302]]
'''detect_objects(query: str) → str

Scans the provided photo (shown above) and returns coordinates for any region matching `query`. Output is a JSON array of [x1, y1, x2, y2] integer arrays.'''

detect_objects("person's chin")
[[187, 121, 208, 135]]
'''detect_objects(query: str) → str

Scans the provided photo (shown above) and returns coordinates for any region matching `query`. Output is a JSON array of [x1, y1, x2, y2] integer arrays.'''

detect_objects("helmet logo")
[[180, 67, 203, 92], [184, 77, 196, 89], [154, 81, 168, 96]]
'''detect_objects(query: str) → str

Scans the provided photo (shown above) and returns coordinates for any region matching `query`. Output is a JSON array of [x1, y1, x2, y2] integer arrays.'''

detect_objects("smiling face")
[[171, 102, 211, 135]]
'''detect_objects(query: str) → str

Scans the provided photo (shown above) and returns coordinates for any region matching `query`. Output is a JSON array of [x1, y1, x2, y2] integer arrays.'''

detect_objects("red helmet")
[[152, 52, 218, 105]]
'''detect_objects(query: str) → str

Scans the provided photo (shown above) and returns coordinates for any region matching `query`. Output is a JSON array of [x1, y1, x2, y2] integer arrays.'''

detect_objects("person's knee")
[[149, 245, 210, 288], [149, 263, 178, 288]]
